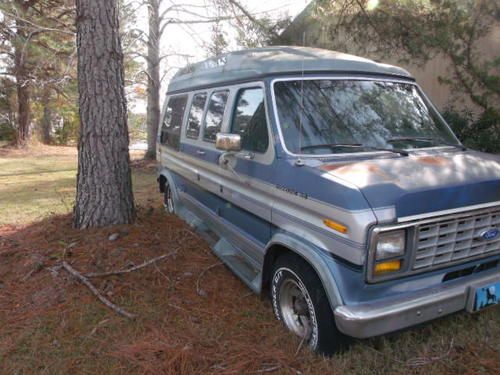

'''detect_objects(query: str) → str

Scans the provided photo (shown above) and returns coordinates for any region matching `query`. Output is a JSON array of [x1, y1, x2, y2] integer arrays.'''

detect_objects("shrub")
[[442, 108, 500, 154]]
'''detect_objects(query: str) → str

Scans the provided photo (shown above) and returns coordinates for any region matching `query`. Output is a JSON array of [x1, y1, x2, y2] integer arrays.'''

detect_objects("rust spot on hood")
[[415, 156, 451, 166], [320, 163, 350, 172], [320, 162, 393, 181]]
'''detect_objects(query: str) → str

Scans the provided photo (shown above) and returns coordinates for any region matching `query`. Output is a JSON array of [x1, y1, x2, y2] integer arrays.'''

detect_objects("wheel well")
[[262, 243, 339, 313], [262, 244, 314, 293], [158, 174, 167, 193]]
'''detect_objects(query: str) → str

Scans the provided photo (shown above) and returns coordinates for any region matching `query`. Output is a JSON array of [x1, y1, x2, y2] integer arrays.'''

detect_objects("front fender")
[[265, 232, 345, 309]]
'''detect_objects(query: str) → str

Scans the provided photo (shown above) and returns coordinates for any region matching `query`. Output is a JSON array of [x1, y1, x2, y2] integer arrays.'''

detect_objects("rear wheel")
[[163, 181, 175, 214], [271, 254, 349, 355]]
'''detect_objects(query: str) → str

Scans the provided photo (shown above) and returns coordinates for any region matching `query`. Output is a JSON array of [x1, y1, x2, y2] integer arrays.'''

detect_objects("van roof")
[[167, 46, 413, 94]]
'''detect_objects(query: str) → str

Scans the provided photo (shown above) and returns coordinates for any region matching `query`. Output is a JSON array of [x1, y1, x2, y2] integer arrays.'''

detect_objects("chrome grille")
[[413, 207, 500, 270]]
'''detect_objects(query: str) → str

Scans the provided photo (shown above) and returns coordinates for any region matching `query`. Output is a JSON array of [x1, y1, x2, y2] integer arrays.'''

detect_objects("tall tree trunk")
[[145, 0, 161, 160], [13, 16, 30, 148], [41, 86, 52, 144], [74, 0, 135, 228]]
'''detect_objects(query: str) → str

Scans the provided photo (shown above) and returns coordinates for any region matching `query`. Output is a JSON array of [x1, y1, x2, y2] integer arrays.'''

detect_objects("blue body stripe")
[[394, 180, 500, 217], [174, 169, 272, 245]]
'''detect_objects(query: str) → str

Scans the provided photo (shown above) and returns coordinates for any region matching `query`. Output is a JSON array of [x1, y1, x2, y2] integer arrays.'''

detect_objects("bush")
[[442, 108, 500, 154], [0, 122, 15, 142]]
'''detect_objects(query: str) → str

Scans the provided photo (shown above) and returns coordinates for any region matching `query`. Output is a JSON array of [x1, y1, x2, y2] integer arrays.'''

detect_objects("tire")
[[271, 254, 349, 355], [163, 181, 175, 214]]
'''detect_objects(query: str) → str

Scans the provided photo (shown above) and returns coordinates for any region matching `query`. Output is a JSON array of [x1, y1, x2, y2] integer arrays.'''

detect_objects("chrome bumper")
[[334, 271, 500, 339]]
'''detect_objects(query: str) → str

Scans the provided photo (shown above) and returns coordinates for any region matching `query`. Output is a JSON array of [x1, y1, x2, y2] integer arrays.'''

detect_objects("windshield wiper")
[[300, 143, 363, 150], [300, 143, 408, 156], [387, 136, 466, 151]]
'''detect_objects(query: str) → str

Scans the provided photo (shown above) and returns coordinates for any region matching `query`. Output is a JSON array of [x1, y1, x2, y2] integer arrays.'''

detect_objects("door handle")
[[196, 149, 206, 156]]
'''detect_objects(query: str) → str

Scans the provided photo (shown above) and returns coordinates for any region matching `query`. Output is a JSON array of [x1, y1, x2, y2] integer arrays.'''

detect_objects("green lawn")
[[0, 153, 77, 225], [0, 146, 155, 225]]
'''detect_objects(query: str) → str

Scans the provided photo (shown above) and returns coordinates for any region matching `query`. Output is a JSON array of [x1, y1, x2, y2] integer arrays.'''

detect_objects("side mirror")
[[215, 133, 241, 152]]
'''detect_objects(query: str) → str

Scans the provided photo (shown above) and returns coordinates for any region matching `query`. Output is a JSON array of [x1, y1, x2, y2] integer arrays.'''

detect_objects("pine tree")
[[73, 0, 135, 228]]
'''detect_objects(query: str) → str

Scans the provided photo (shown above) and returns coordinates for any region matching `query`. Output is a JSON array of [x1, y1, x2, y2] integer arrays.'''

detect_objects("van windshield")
[[273, 79, 459, 155]]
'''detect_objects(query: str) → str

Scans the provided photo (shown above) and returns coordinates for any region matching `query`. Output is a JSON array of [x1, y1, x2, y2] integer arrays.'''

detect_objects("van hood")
[[319, 151, 500, 218]]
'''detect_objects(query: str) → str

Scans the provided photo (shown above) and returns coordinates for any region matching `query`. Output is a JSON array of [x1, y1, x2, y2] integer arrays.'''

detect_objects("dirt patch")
[[0, 143, 77, 158], [130, 157, 157, 170]]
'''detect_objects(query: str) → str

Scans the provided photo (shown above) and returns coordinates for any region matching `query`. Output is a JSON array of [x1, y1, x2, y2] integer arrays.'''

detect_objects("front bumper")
[[334, 270, 500, 338]]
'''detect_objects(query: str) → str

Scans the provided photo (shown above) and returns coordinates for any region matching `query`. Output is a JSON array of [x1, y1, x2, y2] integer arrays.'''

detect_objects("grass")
[[0, 145, 498, 374], [0, 149, 76, 225], [0, 145, 155, 225]]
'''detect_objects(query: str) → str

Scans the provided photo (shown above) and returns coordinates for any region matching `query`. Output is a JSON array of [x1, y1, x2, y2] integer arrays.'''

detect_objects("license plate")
[[471, 282, 500, 312]]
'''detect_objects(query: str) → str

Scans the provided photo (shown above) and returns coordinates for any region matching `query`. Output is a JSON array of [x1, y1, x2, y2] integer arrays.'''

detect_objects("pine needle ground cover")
[[0, 145, 498, 374]]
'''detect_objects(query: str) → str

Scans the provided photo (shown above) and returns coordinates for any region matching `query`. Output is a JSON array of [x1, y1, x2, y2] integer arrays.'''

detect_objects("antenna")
[[296, 31, 306, 167]]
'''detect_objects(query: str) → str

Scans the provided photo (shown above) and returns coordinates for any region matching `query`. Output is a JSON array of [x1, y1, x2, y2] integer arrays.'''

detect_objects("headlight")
[[375, 230, 406, 260]]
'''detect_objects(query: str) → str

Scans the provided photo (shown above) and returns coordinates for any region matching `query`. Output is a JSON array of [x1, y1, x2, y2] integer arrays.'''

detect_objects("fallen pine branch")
[[196, 262, 223, 297], [62, 261, 137, 320], [253, 364, 282, 373], [85, 318, 110, 340], [85, 249, 179, 278], [294, 333, 308, 357]]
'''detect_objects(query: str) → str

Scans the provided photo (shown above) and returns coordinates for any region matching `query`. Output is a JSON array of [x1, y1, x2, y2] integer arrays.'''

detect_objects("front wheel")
[[271, 254, 349, 355]]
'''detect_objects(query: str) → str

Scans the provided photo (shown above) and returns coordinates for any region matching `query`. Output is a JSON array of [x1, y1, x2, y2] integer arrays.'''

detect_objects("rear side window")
[[160, 95, 188, 149], [203, 90, 229, 142], [186, 92, 207, 139], [231, 87, 269, 153]]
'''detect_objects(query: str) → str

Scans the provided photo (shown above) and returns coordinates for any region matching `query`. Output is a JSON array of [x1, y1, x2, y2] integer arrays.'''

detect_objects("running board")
[[212, 238, 261, 293], [176, 198, 262, 293]]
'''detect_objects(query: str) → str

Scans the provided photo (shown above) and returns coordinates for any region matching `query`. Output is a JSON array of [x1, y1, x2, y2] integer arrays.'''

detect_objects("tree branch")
[[62, 261, 137, 320], [0, 8, 75, 35], [85, 249, 179, 278], [226, 0, 280, 39]]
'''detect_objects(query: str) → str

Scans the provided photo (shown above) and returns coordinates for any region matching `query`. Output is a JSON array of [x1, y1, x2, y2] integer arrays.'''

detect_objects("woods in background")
[[0, 0, 287, 154], [0, 0, 76, 147]]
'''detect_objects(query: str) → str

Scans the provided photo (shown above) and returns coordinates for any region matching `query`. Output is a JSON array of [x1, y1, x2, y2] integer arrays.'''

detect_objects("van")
[[157, 47, 500, 354]]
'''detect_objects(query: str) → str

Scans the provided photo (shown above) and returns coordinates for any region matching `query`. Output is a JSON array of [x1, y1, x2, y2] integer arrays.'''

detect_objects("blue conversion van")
[[157, 47, 500, 354]]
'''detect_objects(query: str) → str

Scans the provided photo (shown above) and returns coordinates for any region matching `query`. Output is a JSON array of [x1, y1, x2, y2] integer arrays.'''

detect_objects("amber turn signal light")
[[323, 219, 348, 234], [374, 259, 401, 274]]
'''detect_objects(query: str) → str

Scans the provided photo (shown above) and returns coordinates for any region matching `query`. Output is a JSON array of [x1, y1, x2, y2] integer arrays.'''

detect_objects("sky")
[[148, 0, 309, 59], [129, 0, 311, 112]]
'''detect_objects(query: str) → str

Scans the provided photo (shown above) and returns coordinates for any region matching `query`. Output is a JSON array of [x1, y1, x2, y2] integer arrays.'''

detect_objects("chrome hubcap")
[[279, 278, 312, 339]]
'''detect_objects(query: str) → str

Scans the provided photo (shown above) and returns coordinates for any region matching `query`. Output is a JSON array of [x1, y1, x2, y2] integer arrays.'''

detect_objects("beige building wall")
[[389, 25, 500, 112]]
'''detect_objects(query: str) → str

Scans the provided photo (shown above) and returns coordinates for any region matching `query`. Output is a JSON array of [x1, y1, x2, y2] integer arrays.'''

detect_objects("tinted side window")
[[231, 88, 269, 153], [160, 95, 188, 149], [203, 90, 229, 142], [186, 92, 207, 139]]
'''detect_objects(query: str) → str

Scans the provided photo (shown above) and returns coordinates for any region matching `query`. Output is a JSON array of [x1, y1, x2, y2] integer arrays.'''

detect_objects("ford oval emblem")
[[480, 228, 499, 241]]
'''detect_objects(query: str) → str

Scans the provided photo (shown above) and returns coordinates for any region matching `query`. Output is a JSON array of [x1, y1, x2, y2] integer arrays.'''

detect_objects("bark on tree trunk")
[[74, 0, 135, 228], [41, 87, 52, 144], [13, 16, 30, 148], [145, 0, 161, 160]]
